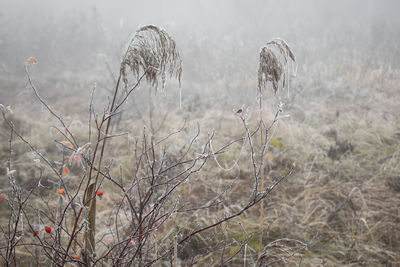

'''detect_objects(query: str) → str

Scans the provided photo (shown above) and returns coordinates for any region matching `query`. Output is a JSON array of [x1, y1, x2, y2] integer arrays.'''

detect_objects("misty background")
[[1, 0, 399, 155], [1, 1, 400, 265], [1, 0, 399, 108], [1, 0, 400, 158]]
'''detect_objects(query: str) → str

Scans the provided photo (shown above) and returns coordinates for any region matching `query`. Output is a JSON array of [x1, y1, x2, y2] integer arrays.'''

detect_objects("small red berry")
[[45, 226, 52, 234], [59, 189, 65, 195], [73, 255, 79, 260], [33, 229, 39, 236], [97, 191, 103, 198], [62, 166, 69, 175]]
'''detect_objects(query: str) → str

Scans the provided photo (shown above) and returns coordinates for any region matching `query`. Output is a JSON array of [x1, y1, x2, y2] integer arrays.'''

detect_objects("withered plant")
[[256, 38, 296, 259], [84, 25, 182, 264], [120, 25, 182, 90], [0, 26, 303, 266], [258, 38, 296, 95]]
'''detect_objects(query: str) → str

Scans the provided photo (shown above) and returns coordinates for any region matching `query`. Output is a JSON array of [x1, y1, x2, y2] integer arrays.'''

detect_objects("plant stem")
[[85, 73, 121, 264], [258, 97, 264, 257], [92, 73, 121, 190]]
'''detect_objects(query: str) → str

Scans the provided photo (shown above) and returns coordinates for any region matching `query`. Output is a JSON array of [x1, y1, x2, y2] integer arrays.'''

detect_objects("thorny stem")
[[25, 66, 78, 148], [84, 70, 148, 264], [90, 73, 121, 192], [80, 73, 121, 265], [61, 76, 121, 265], [146, 165, 295, 267]]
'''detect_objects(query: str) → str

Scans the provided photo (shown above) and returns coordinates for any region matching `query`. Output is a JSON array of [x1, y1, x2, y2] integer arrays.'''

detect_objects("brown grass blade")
[[85, 183, 96, 263]]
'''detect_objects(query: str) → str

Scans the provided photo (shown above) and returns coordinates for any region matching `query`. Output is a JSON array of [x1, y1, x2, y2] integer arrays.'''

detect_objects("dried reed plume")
[[257, 38, 296, 258], [258, 38, 295, 94], [120, 25, 182, 90], [85, 25, 182, 264]]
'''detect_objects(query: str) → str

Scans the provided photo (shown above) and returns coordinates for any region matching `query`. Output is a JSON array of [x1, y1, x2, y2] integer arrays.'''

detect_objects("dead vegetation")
[[120, 25, 182, 90], [0, 3, 400, 266], [258, 38, 296, 95]]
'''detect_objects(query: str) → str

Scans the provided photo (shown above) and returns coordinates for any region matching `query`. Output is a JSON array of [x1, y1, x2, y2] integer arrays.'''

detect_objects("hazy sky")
[[2, 0, 399, 34], [1, 0, 399, 78]]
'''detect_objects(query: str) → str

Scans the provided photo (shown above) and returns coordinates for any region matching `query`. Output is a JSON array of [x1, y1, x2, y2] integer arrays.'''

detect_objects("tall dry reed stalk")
[[257, 38, 295, 257], [84, 25, 182, 264]]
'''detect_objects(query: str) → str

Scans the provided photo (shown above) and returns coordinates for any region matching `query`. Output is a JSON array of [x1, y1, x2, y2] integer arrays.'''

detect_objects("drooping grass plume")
[[256, 37, 296, 257], [84, 25, 183, 264], [120, 25, 182, 91], [258, 38, 295, 94], [90, 25, 182, 200]]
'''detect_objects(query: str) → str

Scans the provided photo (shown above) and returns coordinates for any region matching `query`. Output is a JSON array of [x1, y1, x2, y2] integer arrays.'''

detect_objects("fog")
[[2, 1, 400, 73], [0, 1, 400, 265], [1, 1, 399, 107]]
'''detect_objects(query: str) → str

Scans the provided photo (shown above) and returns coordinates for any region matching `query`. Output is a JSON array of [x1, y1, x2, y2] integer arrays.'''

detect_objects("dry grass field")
[[0, 1, 399, 266]]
